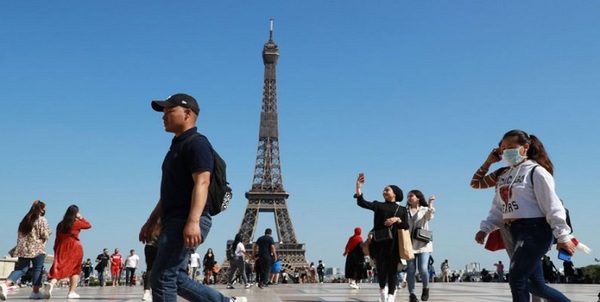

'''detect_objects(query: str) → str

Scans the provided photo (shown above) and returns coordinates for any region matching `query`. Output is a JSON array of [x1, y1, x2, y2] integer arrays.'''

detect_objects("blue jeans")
[[406, 252, 430, 294], [125, 267, 136, 286], [96, 268, 106, 286], [7, 254, 45, 286], [151, 216, 231, 302], [509, 218, 570, 302]]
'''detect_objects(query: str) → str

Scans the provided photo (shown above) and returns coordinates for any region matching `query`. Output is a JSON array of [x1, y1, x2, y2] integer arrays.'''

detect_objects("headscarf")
[[388, 185, 404, 202], [343, 227, 363, 256]]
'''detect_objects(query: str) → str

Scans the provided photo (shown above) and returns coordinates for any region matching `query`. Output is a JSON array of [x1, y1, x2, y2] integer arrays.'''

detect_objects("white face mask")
[[502, 148, 525, 166]]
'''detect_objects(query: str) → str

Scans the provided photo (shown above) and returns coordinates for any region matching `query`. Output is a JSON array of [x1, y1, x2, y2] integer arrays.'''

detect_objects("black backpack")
[[187, 133, 233, 216]]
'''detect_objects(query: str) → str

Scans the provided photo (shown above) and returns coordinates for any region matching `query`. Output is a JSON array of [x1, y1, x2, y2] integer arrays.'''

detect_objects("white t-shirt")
[[190, 252, 201, 268], [125, 254, 139, 268], [235, 242, 246, 257]]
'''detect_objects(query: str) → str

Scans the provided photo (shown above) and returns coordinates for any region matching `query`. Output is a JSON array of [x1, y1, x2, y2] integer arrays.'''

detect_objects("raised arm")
[[470, 148, 502, 189]]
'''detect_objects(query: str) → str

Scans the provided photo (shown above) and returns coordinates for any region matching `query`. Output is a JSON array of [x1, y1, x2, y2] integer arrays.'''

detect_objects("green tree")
[[581, 264, 600, 283]]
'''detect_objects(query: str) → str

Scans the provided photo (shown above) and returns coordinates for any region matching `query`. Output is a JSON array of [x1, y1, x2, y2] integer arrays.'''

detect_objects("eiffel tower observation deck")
[[229, 19, 308, 274]]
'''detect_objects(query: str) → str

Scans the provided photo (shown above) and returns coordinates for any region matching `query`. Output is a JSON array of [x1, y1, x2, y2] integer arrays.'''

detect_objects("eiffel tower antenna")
[[220, 20, 308, 279]]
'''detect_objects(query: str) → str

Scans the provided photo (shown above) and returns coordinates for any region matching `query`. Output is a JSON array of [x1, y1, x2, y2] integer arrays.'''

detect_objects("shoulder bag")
[[371, 204, 400, 242]]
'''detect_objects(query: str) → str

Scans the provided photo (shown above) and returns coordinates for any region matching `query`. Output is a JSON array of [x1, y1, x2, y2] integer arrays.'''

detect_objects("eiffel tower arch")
[[218, 19, 308, 283]]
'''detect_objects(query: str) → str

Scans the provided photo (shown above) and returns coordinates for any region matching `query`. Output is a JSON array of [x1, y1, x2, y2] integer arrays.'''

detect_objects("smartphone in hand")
[[558, 249, 572, 261]]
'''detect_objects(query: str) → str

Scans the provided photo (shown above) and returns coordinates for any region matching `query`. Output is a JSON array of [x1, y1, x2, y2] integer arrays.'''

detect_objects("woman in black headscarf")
[[355, 173, 409, 302]]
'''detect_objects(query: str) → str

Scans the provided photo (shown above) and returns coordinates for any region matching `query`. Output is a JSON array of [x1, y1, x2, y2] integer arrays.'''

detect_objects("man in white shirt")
[[125, 249, 140, 286], [189, 249, 201, 281]]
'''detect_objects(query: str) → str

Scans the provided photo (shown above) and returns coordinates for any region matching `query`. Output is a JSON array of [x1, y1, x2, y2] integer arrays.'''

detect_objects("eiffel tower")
[[219, 20, 308, 281]]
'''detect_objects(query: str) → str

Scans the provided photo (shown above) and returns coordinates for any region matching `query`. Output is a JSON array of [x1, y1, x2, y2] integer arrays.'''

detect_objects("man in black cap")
[[139, 93, 246, 302]]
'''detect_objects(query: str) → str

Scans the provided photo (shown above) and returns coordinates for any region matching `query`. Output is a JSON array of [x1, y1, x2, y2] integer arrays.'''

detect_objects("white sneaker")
[[29, 291, 45, 300], [43, 282, 53, 299], [349, 283, 360, 289], [379, 287, 387, 302], [231, 297, 247, 302], [387, 293, 396, 302], [141, 290, 152, 301], [244, 283, 252, 289], [67, 292, 80, 299], [0, 283, 7, 300]]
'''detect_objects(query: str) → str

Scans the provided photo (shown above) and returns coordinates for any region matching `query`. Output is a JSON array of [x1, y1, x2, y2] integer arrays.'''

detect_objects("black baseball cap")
[[151, 93, 199, 115]]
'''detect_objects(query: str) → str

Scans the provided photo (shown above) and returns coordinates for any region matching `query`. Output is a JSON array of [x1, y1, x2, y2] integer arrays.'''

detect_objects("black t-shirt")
[[96, 253, 109, 270], [160, 127, 214, 220], [256, 235, 275, 258]]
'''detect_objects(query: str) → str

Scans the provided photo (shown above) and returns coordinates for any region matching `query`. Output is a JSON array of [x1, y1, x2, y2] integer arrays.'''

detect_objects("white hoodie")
[[480, 160, 572, 243]]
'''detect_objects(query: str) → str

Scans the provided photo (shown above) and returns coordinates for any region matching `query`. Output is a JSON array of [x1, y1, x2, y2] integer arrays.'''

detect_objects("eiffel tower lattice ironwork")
[[219, 20, 308, 282]]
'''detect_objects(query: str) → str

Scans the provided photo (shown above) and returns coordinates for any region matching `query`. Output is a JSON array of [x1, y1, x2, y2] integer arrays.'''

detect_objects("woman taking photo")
[[405, 190, 435, 302], [44, 205, 92, 299], [355, 173, 409, 302], [0, 200, 51, 300], [475, 129, 575, 302]]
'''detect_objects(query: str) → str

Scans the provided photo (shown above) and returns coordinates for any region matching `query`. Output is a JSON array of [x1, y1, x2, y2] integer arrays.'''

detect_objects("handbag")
[[362, 235, 372, 256], [398, 229, 414, 260], [413, 227, 433, 243], [372, 227, 393, 242], [484, 229, 505, 251], [372, 205, 401, 242]]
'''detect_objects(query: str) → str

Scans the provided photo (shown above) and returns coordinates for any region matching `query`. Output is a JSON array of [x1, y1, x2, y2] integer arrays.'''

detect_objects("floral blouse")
[[13, 217, 52, 258]]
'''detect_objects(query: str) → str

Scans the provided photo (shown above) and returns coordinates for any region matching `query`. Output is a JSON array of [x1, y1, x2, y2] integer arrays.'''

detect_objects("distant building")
[[465, 262, 481, 273], [324, 267, 343, 282]]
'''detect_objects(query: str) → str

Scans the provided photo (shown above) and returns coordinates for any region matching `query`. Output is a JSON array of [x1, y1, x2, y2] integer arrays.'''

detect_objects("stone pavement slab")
[[1, 282, 598, 302]]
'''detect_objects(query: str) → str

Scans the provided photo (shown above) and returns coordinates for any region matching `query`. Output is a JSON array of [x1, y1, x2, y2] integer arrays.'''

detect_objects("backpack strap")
[[529, 165, 539, 186]]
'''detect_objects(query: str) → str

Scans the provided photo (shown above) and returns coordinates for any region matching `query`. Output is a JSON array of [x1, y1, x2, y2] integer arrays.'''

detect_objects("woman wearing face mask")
[[355, 173, 409, 302], [405, 190, 435, 302], [474, 129, 575, 302], [0, 200, 51, 300], [471, 142, 546, 302]]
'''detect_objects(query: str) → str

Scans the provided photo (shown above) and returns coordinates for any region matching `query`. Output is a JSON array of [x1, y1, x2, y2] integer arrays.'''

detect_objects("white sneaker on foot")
[[29, 291, 45, 300], [230, 297, 247, 302], [387, 293, 396, 302], [379, 287, 387, 302], [141, 290, 152, 301], [244, 283, 252, 289], [43, 282, 53, 299], [0, 283, 7, 300], [67, 292, 80, 299]]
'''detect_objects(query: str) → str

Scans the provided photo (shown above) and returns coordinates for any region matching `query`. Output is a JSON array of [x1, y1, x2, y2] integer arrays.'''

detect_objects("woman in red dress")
[[44, 205, 92, 299]]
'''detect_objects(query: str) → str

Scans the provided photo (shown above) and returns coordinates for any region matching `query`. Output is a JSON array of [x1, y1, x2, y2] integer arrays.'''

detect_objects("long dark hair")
[[501, 129, 554, 175], [18, 200, 46, 235], [407, 190, 428, 207], [57, 205, 79, 234]]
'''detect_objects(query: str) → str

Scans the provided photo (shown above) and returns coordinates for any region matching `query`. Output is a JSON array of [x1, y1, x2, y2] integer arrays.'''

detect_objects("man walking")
[[139, 93, 246, 302], [253, 228, 278, 288], [125, 249, 140, 286], [95, 249, 110, 287]]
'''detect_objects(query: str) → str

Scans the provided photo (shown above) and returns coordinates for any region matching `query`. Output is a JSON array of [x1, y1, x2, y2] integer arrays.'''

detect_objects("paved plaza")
[[1, 282, 599, 302]]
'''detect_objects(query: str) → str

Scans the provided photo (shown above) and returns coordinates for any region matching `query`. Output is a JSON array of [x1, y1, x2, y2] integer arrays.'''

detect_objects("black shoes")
[[409, 293, 419, 302], [421, 288, 429, 301]]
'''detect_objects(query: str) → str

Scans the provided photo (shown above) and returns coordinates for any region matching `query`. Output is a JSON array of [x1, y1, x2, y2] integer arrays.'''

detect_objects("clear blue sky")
[[2, 1, 599, 274]]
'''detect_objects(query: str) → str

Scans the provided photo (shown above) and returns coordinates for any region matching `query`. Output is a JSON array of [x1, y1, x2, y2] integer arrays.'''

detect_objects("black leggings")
[[373, 241, 399, 295], [143, 245, 158, 290]]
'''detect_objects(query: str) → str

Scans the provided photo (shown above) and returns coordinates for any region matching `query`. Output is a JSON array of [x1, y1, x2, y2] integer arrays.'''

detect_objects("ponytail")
[[527, 135, 553, 175]]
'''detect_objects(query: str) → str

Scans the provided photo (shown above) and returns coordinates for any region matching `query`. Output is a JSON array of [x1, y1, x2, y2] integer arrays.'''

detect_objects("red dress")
[[48, 218, 92, 279]]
